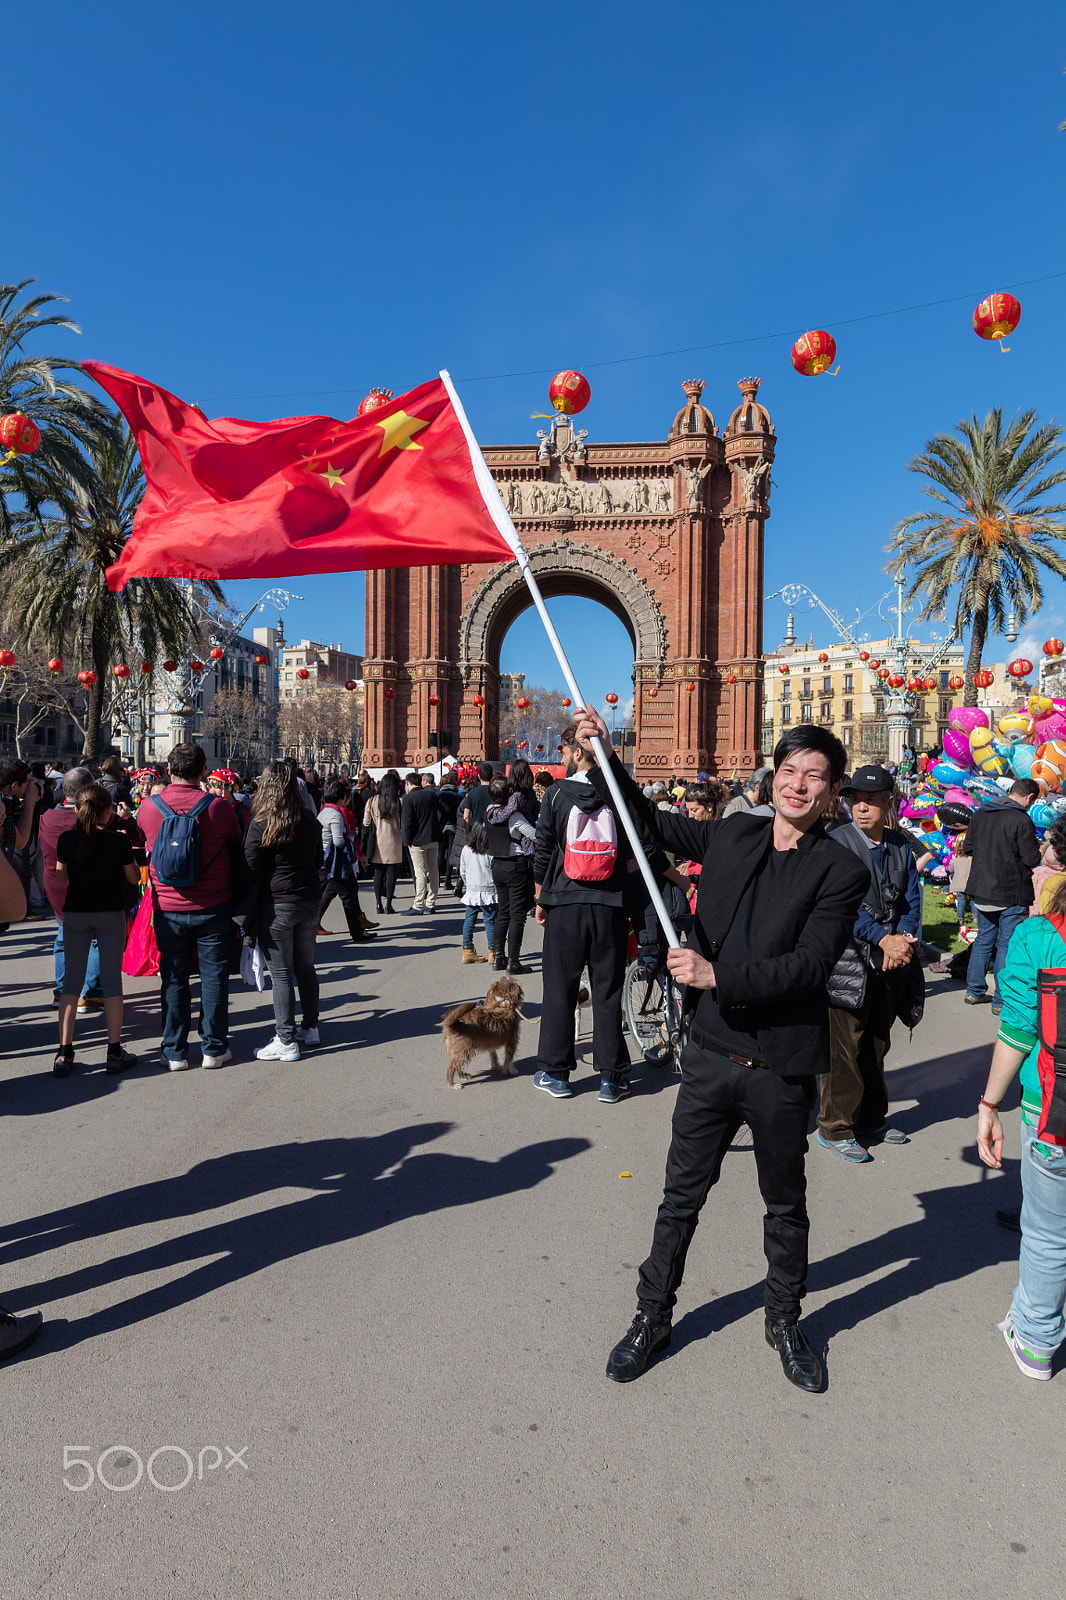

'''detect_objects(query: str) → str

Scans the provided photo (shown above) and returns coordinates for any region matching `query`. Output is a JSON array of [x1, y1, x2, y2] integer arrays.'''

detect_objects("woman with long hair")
[[485, 757, 539, 974], [367, 770, 403, 914], [245, 762, 323, 1059], [53, 782, 141, 1077]]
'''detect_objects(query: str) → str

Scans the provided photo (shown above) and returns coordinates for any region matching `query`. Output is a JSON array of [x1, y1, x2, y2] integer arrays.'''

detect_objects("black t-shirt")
[[463, 783, 490, 827], [693, 847, 792, 1061], [56, 827, 135, 913]]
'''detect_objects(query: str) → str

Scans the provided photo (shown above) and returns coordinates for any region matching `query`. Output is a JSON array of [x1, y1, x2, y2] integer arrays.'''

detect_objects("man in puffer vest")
[[820, 766, 924, 1164], [532, 721, 667, 1104]]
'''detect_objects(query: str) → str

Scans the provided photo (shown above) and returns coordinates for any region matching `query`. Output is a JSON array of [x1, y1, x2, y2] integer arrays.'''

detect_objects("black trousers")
[[317, 869, 363, 941], [491, 856, 535, 961], [536, 901, 630, 1081], [637, 1044, 817, 1323], [373, 863, 399, 909]]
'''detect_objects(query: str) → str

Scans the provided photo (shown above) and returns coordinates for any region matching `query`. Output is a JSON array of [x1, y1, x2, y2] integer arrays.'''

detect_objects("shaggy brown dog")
[[441, 977, 524, 1090]]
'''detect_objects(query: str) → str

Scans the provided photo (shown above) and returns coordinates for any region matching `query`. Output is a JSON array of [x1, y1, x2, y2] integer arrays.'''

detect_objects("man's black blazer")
[[601, 761, 869, 1077]]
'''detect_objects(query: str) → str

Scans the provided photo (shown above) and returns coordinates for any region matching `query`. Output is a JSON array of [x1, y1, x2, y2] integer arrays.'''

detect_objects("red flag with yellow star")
[[86, 363, 521, 592]]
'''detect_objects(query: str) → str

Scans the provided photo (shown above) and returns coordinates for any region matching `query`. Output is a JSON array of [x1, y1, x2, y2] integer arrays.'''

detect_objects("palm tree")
[[0, 279, 110, 535], [886, 408, 1066, 705], [0, 416, 222, 756]]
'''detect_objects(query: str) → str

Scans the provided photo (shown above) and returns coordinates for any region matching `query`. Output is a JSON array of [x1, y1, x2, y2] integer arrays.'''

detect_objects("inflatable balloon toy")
[[1029, 801, 1058, 832], [949, 705, 989, 736], [997, 713, 1034, 745], [942, 727, 973, 768], [1011, 743, 1036, 781], [1032, 739, 1066, 794]]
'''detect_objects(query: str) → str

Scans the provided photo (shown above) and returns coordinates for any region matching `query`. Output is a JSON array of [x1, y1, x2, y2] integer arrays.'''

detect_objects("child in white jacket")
[[459, 822, 498, 964]]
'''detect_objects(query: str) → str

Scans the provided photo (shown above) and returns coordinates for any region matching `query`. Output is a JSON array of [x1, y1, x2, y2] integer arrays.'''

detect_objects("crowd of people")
[[0, 721, 1062, 1390]]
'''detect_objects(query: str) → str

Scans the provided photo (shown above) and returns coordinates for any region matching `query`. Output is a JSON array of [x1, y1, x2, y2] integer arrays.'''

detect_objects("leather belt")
[[725, 1051, 768, 1070]]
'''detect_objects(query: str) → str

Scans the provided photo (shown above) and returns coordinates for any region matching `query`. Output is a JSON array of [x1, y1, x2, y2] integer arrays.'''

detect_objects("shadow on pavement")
[[6, 1123, 592, 1352]]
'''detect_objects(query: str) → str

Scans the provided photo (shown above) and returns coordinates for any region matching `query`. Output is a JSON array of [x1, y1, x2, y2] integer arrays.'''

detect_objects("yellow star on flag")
[[318, 462, 345, 489], [375, 409, 429, 457]]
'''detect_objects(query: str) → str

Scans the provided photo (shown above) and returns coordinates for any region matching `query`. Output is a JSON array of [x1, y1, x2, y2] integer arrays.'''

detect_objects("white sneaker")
[[165, 1055, 191, 1072], [295, 1026, 320, 1046], [202, 1048, 233, 1071], [256, 1037, 300, 1061]]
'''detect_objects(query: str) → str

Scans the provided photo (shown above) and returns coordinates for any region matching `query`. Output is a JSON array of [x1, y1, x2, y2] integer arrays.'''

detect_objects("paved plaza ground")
[[2, 884, 1063, 1598]]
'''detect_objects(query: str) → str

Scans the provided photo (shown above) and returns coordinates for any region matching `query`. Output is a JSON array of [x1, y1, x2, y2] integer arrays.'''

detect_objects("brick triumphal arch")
[[362, 377, 773, 780]]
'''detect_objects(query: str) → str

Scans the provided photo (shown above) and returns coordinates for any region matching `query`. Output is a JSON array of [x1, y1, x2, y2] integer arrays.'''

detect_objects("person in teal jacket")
[[977, 901, 1066, 1381]]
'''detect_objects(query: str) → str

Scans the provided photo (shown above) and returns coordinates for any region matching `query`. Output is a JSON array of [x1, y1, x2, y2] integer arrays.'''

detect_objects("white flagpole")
[[440, 368, 680, 949]]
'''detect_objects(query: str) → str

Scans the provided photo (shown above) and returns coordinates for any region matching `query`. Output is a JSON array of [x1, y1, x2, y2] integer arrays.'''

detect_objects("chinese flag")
[[85, 363, 520, 592]]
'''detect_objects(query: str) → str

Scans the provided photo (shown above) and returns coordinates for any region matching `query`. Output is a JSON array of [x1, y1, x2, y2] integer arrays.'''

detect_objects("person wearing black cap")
[[820, 766, 924, 1164]]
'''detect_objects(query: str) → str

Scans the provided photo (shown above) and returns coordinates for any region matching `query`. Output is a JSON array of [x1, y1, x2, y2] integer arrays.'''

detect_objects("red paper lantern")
[[78, 669, 97, 686], [685, 681, 696, 694], [0, 412, 41, 456], [877, 667, 890, 681], [518, 741, 528, 750], [516, 696, 529, 710], [548, 370, 591, 415], [973, 293, 1021, 343], [535, 745, 544, 753], [779, 664, 790, 675], [647, 686, 658, 699], [887, 674, 905, 689], [297, 668, 310, 680], [561, 697, 571, 708], [924, 676, 937, 691], [727, 671, 738, 683], [254, 652, 269, 666], [974, 669, 994, 688], [357, 387, 393, 415], [383, 685, 395, 700], [817, 651, 829, 664], [47, 657, 63, 674], [790, 330, 837, 376], [112, 663, 131, 679], [428, 693, 441, 706], [344, 679, 357, 691], [210, 646, 224, 661], [858, 651, 870, 662], [472, 695, 485, 707], [1042, 638, 1064, 659], [141, 662, 153, 675], [948, 674, 964, 690], [190, 660, 205, 673], [906, 677, 922, 693], [0, 649, 15, 668], [163, 659, 177, 672], [1009, 658, 1034, 679], [605, 692, 619, 705]]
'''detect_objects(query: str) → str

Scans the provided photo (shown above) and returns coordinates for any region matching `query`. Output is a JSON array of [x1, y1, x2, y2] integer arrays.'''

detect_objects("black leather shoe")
[[493, 956, 508, 971], [765, 1317, 823, 1392], [606, 1311, 671, 1382], [507, 960, 532, 975]]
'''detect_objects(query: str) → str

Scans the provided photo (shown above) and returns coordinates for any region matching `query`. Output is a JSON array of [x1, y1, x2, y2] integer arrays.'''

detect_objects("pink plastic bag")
[[122, 891, 160, 977]]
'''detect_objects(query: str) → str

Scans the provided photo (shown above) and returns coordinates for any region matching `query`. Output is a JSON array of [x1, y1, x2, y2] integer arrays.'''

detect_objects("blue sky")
[[6, 1, 1066, 711]]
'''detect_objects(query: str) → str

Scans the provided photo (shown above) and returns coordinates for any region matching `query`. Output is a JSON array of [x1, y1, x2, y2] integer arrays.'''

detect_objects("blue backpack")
[[148, 794, 216, 888]]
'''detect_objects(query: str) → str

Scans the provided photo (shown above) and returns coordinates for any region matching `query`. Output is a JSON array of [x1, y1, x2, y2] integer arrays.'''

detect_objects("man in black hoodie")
[[963, 778, 1040, 1012], [532, 721, 667, 1104]]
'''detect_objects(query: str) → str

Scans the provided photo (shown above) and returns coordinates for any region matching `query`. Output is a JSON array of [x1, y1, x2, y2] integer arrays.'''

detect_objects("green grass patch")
[[923, 883, 971, 953]]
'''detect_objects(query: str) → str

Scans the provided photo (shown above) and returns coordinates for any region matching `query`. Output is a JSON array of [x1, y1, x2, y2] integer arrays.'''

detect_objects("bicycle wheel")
[[622, 960, 674, 1067]]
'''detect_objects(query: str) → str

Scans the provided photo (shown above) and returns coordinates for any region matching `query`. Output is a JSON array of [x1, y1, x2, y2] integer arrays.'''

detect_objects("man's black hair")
[[1010, 778, 1041, 801], [168, 742, 206, 780], [405, 771, 422, 787], [478, 762, 493, 781], [323, 778, 347, 804], [0, 758, 30, 789], [772, 725, 847, 786]]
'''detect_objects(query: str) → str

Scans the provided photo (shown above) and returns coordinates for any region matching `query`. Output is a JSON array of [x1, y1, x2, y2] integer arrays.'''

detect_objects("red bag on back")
[[1034, 911, 1066, 1147]]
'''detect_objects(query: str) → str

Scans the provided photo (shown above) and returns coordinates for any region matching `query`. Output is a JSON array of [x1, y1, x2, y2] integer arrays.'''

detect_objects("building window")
[[875, 697, 885, 715], [820, 703, 832, 722], [802, 678, 811, 697], [781, 705, 791, 724], [781, 682, 790, 700], [940, 670, 950, 689], [915, 699, 925, 718], [843, 673, 853, 692], [801, 702, 812, 723], [842, 726, 852, 747], [939, 697, 952, 718], [843, 699, 853, 719]]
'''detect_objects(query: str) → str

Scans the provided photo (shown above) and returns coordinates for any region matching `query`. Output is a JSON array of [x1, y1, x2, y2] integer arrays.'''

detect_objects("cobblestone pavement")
[[1, 887, 1061, 1598]]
